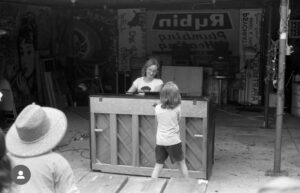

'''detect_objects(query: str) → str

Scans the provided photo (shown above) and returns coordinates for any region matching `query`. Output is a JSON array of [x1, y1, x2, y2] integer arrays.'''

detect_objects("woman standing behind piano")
[[127, 57, 163, 93]]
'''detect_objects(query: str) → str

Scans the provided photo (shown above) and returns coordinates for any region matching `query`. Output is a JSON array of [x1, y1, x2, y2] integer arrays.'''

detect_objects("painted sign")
[[152, 13, 232, 31], [239, 9, 262, 105], [146, 10, 240, 56], [118, 9, 146, 71]]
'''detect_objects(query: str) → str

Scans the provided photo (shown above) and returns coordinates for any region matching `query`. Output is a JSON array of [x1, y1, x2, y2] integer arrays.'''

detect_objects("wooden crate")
[[89, 95, 215, 179]]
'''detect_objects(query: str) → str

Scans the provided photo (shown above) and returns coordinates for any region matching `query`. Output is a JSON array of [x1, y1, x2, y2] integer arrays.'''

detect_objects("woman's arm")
[[127, 84, 137, 93]]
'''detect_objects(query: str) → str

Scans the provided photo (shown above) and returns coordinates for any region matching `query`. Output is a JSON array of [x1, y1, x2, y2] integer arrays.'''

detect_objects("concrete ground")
[[57, 105, 300, 193]]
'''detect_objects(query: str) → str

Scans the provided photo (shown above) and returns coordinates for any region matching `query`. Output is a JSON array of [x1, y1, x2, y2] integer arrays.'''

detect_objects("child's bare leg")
[[151, 163, 164, 178], [177, 160, 189, 178]]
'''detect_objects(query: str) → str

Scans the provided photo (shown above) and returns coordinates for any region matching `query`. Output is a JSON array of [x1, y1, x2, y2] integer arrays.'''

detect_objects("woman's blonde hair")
[[141, 57, 160, 77], [160, 81, 181, 109]]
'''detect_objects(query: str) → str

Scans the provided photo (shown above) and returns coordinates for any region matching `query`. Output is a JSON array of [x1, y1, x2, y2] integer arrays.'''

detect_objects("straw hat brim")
[[6, 107, 67, 157]]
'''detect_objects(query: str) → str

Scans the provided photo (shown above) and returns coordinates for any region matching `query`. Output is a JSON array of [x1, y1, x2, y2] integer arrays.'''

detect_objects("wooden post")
[[116, 71, 119, 94], [264, 5, 273, 129], [266, 0, 289, 176]]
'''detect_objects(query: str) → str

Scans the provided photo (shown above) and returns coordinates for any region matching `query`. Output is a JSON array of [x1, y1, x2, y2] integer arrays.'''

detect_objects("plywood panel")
[[132, 115, 139, 166], [139, 115, 156, 167], [90, 97, 208, 118], [185, 118, 204, 170], [90, 113, 97, 164], [117, 115, 132, 165], [95, 114, 111, 164], [110, 114, 117, 164]]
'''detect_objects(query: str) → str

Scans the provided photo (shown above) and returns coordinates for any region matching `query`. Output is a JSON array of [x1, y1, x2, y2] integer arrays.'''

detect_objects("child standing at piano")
[[151, 81, 189, 178]]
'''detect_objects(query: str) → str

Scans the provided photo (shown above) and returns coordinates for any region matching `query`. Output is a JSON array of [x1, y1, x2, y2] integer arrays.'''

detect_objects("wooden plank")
[[180, 117, 186, 154], [163, 178, 207, 193], [117, 115, 132, 165], [141, 178, 167, 193], [202, 117, 208, 178], [110, 114, 117, 165], [185, 118, 204, 171], [95, 114, 111, 164], [78, 172, 128, 193], [132, 115, 139, 166], [90, 97, 208, 118], [206, 102, 214, 179], [90, 113, 96, 164], [119, 177, 167, 193], [92, 163, 206, 179]]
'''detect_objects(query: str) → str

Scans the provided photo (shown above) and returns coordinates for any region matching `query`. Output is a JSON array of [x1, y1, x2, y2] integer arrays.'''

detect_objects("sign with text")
[[239, 9, 262, 105], [118, 9, 146, 71], [146, 10, 240, 56], [152, 13, 232, 31]]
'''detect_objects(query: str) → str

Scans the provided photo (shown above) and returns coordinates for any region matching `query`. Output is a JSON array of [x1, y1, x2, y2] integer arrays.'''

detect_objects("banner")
[[146, 10, 240, 56], [118, 9, 146, 71], [239, 9, 262, 105]]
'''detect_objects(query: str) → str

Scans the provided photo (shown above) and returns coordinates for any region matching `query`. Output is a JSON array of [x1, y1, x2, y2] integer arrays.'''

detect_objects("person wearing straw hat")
[[5, 103, 79, 193], [0, 129, 13, 193]]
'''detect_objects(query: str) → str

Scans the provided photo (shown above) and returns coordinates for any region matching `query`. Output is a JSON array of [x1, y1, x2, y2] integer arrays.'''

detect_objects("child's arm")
[[177, 106, 182, 123], [154, 104, 159, 129]]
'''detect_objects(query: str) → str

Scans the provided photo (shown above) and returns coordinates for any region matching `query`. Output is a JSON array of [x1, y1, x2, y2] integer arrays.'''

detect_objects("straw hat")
[[5, 104, 67, 157]]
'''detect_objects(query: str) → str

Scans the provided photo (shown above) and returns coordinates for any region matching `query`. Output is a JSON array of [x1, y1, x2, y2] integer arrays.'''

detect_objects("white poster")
[[239, 9, 262, 105], [146, 10, 240, 56], [118, 9, 146, 71]]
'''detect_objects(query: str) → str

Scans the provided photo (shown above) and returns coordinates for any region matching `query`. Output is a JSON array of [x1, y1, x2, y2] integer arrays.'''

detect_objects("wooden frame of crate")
[[89, 95, 215, 179]]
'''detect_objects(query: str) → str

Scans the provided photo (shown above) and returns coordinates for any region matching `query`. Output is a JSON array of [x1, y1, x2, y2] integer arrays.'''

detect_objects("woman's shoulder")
[[153, 78, 163, 84], [133, 77, 144, 84]]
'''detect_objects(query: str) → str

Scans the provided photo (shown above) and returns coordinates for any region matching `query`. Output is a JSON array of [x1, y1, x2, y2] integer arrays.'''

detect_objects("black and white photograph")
[[0, 0, 300, 192]]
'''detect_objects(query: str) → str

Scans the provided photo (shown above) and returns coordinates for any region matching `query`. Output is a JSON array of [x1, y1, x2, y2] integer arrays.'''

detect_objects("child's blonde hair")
[[141, 57, 160, 77], [160, 81, 181, 109]]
